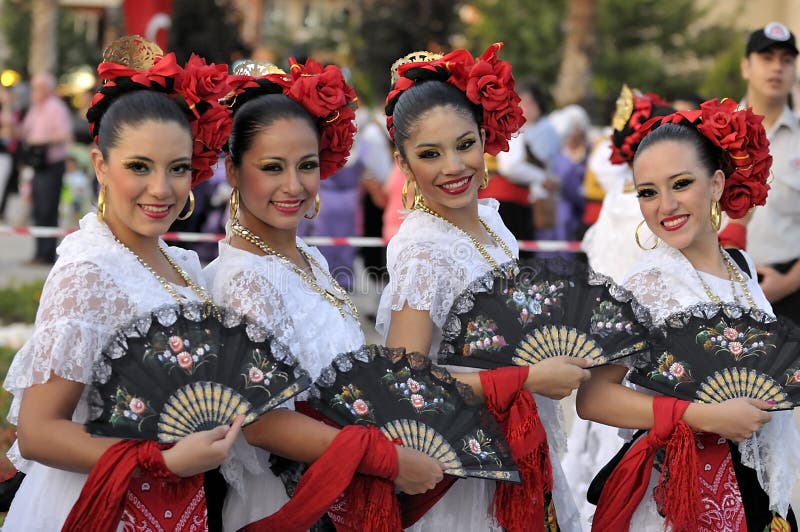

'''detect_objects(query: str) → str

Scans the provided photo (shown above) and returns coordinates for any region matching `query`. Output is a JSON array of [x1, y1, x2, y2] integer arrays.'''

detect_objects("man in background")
[[19, 73, 72, 264], [740, 22, 800, 323]]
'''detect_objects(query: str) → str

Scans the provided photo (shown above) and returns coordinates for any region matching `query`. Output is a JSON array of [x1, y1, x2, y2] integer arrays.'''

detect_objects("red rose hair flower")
[[87, 38, 232, 188], [385, 42, 525, 156], [224, 58, 358, 179], [625, 98, 772, 218]]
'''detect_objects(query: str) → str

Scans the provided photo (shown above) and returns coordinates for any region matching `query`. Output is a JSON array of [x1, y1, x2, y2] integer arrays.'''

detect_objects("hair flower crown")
[[629, 98, 772, 218], [224, 58, 358, 179], [86, 35, 232, 187], [384, 42, 525, 155], [609, 85, 674, 166]]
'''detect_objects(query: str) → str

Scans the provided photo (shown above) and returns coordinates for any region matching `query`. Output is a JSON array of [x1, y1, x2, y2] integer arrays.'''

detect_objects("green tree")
[[352, 0, 461, 107], [0, 0, 101, 77], [466, 0, 746, 120], [169, 0, 242, 64]]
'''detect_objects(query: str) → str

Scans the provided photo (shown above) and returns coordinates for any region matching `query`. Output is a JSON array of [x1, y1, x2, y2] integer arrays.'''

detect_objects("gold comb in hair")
[[390, 50, 443, 85], [612, 84, 636, 132], [232, 60, 287, 77], [102, 35, 163, 70]]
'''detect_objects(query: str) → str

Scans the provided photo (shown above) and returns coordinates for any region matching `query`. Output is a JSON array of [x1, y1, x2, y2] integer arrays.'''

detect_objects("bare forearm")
[[576, 366, 654, 430], [244, 408, 339, 463], [17, 420, 118, 473]]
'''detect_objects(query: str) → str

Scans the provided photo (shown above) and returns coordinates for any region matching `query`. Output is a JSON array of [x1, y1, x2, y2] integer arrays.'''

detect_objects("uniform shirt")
[[747, 105, 800, 264]]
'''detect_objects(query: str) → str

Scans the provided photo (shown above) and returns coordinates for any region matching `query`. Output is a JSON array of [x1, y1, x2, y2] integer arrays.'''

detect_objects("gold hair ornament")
[[612, 84, 635, 132], [390, 50, 443, 85], [231, 59, 287, 78], [102, 35, 163, 71]]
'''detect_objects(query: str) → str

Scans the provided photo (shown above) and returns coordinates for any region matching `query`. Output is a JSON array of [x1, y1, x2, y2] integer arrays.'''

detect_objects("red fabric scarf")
[[62, 439, 202, 532], [718, 222, 747, 250], [480, 365, 552, 532], [294, 400, 456, 529], [592, 396, 701, 532], [242, 425, 400, 532]]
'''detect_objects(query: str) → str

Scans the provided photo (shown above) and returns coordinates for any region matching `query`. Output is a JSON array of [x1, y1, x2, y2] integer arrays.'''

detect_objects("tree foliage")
[[466, 0, 747, 120], [169, 0, 242, 64], [0, 0, 101, 76], [352, 0, 461, 106]]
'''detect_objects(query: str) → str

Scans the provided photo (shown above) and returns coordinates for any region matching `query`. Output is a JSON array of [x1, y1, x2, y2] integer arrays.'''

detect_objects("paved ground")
[[1, 230, 799, 514]]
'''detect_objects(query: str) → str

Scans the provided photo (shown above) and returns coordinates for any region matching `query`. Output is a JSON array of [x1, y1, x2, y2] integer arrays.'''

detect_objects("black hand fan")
[[439, 258, 652, 369], [308, 344, 520, 483], [86, 303, 311, 442], [628, 304, 800, 410]]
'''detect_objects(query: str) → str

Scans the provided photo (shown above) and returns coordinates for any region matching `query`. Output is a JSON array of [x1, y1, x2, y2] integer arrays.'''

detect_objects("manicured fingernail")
[[767, 400, 776, 405]]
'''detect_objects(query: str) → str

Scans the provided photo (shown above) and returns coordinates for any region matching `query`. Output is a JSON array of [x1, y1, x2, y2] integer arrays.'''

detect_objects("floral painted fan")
[[628, 304, 800, 410], [309, 344, 520, 483], [86, 303, 311, 442], [439, 258, 652, 369]]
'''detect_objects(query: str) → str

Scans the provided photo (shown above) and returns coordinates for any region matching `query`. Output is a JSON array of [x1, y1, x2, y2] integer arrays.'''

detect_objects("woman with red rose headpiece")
[[376, 43, 584, 531], [1, 36, 241, 531], [577, 99, 800, 531], [205, 59, 444, 531]]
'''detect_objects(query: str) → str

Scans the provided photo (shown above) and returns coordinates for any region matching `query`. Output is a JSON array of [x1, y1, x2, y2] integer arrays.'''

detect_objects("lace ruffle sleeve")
[[3, 261, 135, 424], [379, 240, 466, 331]]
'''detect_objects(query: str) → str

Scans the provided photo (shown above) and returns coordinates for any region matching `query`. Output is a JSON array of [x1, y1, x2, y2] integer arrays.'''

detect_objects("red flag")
[[122, 0, 173, 51]]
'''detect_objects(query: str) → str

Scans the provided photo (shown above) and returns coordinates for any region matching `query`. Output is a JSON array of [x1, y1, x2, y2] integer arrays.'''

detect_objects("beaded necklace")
[[230, 220, 359, 320], [415, 201, 515, 271], [694, 247, 757, 311], [114, 237, 221, 320]]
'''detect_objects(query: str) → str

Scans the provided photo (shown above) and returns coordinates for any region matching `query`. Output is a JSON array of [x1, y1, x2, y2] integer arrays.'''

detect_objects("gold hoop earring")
[[401, 178, 413, 210], [634, 220, 660, 250], [97, 185, 107, 222], [176, 190, 195, 220], [304, 194, 321, 219], [710, 200, 722, 231], [229, 188, 240, 221], [481, 168, 490, 189]]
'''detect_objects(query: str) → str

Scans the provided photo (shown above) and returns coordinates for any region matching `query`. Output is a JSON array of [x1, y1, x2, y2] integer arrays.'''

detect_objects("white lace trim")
[[3, 212, 206, 469], [622, 244, 800, 517]]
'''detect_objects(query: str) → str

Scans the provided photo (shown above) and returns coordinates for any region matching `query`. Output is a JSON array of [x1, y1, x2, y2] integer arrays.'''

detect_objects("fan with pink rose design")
[[308, 344, 520, 483], [85, 303, 311, 441], [438, 258, 652, 370], [627, 304, 800, 410]]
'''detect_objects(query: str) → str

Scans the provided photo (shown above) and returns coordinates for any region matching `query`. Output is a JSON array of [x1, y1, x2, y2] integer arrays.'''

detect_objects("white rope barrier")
[[0, 225, 584, 252]]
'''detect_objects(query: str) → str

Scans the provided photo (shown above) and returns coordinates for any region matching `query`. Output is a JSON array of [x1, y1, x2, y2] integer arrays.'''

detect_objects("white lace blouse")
[[206, 238, 365, 530], [376, 199, 583, 531], [2, 213, 207, 530], [622, 243, 800, 520]]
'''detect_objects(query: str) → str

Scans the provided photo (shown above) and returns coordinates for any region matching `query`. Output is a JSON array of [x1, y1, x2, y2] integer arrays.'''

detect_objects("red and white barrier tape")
[[0, 225, 584, 252]]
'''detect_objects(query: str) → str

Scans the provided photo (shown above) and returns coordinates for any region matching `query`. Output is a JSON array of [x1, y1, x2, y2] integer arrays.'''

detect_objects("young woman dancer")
[[207, 60, 443, 531], [2, 38, 240, 530], [377, 44, 585, 531], [577, 99, 799, 531]]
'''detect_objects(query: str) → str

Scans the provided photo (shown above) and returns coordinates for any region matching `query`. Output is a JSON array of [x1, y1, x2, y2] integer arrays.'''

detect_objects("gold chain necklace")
[[695, 247, 757, 311], [230, 220, 359, 320], [415, 202, 515, 271], [114, 237, 221, 320]]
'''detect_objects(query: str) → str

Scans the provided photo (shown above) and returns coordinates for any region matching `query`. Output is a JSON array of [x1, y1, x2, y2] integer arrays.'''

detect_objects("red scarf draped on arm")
[[592, 395, 701, 532], [241, 424, 401, 532], [62, 439, 202, 532], [480, 365, 553, 532]]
